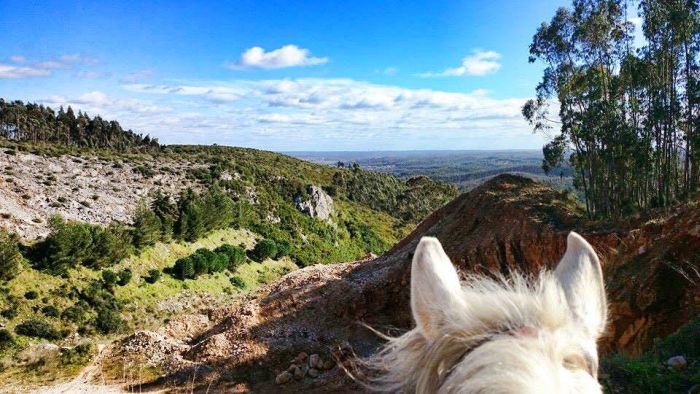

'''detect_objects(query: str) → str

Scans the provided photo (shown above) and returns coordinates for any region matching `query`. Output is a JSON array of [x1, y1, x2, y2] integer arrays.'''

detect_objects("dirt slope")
[[109, 174, 700, 391]]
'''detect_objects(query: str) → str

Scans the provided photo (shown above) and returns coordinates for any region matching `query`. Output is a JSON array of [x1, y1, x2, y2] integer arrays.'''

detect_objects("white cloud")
[[0, 63, 51, 78], [0, 54, 99, 79], [419, 50, 502, 77], [227, 45, 328, 70], [76, 70, 110, 79], [382, 67, 398, 76]]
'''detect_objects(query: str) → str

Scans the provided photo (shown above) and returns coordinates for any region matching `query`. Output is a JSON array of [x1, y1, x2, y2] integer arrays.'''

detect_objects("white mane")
[[364, 232, 607, 393]]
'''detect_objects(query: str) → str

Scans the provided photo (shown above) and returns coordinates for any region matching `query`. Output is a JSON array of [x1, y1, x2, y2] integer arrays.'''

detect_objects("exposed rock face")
[[294, 185, 334, 220], [113, 174, 700, 390], [0, 150, 202, 240]]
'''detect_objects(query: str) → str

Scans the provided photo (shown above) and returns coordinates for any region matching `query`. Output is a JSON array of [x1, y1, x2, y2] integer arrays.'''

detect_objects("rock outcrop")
[[0, 150, 202, 239], [113, 174, 700, 391], [294, 185, 334, 220]]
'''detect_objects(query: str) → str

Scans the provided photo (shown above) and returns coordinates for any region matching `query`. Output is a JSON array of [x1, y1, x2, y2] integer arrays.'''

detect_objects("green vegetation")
[[525, 0, 700, 218], [602, 318, 700, 393], [0, 230, 21, 281], [0, 98, 159, 150], [14, 319, 62, 340]]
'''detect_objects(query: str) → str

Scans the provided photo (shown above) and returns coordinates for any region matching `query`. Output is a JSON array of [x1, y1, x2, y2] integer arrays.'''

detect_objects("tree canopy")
[[525, 0, 700, 218]]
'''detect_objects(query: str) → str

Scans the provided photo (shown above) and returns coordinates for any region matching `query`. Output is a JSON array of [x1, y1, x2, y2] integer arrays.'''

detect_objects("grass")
[[0, 227, 298, 389], [601, 318, 700, 393]]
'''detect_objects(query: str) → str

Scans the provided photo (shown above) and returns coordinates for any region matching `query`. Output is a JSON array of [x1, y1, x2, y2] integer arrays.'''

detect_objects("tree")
[[0, 230, 21, 281], [132, 200, 161, 248], [524, 0, 700, 218]]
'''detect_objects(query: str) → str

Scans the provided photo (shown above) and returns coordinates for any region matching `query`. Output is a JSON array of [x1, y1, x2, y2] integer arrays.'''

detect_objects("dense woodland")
[[524, 0, 700, 218], [0, 99, 159, 150]]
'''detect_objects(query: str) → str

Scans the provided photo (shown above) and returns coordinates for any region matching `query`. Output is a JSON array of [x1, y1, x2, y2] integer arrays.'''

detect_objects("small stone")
[[296, 351, 308, 363], [309, 354, 320, 368], [313, 378, 328, 388], [667, 355, 687, 371], [293, 366, 305, 380], [308, 368, 320, 378], [275, 371, 292, 385], [321, 359, 335, 370], [287, 363, 297, 372]]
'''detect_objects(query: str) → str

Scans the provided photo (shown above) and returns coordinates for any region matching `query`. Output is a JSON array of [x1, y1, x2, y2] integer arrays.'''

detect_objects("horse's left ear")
[[411, 237, 464, 341], [555, 232, 607, 338]]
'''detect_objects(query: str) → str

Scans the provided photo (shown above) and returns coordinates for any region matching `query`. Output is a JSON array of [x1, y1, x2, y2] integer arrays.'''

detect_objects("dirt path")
[[30, 344, 129, 394]]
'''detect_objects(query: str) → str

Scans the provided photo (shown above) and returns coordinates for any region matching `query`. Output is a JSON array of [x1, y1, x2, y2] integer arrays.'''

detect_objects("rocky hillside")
[[107, 174, 699, 392]]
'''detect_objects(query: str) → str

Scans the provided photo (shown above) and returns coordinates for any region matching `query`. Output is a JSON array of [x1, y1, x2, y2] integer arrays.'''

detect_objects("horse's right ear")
[[411, 237, 463, 341], [555, 232, 607, 339]]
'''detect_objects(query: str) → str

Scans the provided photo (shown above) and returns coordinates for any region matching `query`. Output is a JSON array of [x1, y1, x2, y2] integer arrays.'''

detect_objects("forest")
[[524, 0, 700, 218], [0, 99, 159, 150]]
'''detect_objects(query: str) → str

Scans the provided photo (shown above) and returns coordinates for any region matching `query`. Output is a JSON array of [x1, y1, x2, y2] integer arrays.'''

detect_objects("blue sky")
[[0, 0, 572, 151]]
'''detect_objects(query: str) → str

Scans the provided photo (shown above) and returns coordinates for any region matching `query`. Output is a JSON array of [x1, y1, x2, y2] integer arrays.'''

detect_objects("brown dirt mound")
[[113, 174, 700, 391]]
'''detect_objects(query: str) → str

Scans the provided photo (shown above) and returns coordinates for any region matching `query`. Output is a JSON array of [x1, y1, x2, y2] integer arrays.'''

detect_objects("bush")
[[0, 230, 21, 281], [62, 343, 94, 365], [230, 276, 246, 289], [24, 290, 38, 300], [214, 244, 247, 270], [41, 305, 60, 317], [15, 319, 62, 340], [32, 216, 133, 273], [132, 201, 162, 248], [117, 269, 132, 286], [0, 329, 15, 350], [62, 304, 89, 324], [95, 308, 123, 334], [173, 256, 195, 280], [144, 269, 161, 284], [249, 239, 278, 262], [101, 270, 118, 288]]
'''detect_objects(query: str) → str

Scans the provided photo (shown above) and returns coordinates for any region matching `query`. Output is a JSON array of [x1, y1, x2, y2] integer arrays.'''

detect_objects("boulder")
[[294, 185, 334, 220]]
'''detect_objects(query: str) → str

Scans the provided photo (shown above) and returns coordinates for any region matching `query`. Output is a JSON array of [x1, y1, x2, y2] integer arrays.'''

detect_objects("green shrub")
[[62, 343, 94, 365], [230, 276, 246, 289], [214, 244, 247, 270], [95, 308, 123, 334], [24, 290, 38, 300], [41, 305, 60, 317], [132, 201, 162, 248], [144, 269, 161, 284], [173, 256, 195, 280], [101, 270, 118, 288], [62, 304, 89, 324], [117, 268, 132, 286], [0, 329, 15, 350], [0, 230, 21, 281], [15, 319, 62, 340], [249, 239, 278, 262], [32, 216, 133, 273]]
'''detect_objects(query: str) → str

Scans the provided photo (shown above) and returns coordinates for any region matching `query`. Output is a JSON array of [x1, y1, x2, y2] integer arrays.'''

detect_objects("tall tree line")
[[0, 99, 159, 150], [524, 0, 700, 218]]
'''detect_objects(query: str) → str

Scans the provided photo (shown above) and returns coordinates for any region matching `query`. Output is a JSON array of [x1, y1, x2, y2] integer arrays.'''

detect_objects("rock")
[[666, 355, 687, 371], [293, 365, 305, 380], [321, 359, 335, 370], [308, 353, 320, 368], [688, 384, 700, 394], [275, 371, 292, 385], [308, 368, 320, 378], [287, 363, 297, 372], [296, 351, 308, 363], [294, 185, 334, 220]]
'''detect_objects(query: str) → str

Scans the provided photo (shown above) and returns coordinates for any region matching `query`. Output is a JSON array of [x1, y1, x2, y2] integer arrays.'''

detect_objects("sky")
[[0, 0, 577, 151]]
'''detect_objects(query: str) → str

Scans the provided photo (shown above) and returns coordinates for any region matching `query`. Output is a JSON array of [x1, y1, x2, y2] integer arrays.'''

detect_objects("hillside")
[[0, 138, 458, 391], [91, 174, 698, 392]]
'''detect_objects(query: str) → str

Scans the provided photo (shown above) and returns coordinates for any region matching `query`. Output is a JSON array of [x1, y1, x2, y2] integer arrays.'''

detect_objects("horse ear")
[[555, 232, 607, 338], [411, 237, 463, 341]]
